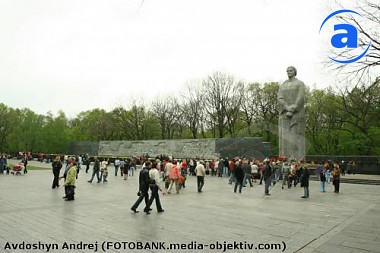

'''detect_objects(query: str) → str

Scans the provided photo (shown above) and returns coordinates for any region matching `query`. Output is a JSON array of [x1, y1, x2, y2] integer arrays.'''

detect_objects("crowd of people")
[[0, 153, 356, 210]]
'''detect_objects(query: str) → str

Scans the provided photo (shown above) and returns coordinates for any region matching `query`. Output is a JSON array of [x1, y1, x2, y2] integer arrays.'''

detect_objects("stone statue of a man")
[[278, 66, 306, 161]]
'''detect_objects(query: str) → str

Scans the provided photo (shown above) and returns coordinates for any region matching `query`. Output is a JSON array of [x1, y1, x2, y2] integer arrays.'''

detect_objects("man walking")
[[131, 161, 151, 213], [263, 160, 273, 196], [144, 161, 164, 214], [195, 160, 206, 193], [87, 156, 101, 183]]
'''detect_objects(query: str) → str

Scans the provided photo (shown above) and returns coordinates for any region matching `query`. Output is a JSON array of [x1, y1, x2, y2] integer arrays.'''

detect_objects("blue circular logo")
[[319, 9, 372, 64]]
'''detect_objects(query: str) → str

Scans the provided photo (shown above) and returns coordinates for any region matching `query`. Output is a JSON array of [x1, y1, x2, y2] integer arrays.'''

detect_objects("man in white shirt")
[[195, 160, 206, 193]]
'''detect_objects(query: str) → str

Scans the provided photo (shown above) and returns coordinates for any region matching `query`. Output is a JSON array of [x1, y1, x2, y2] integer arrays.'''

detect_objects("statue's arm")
[[293, 81, 305, 112], [278, 88, 289, 114]]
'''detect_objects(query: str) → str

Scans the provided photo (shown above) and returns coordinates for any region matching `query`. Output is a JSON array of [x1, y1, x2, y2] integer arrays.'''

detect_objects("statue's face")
[[286, 67, 296, 78]]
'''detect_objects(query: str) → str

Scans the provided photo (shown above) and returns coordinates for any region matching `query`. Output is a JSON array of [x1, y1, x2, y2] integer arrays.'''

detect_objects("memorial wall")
[[69, 137, 271, 159]]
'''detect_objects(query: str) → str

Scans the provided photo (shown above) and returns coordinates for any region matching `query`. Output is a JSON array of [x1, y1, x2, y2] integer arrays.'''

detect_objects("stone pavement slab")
[[0, 167, 379, 253]]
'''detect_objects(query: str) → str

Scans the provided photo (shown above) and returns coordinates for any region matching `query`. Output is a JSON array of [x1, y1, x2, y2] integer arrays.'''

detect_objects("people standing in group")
[[144, 161, 165, 214], [195, 160, 206, 193], [87, 156, 101, 183], [263, 160, 273, 196], [234, 160, 244, 193], [300, 165, 310, 198], [51, 155, 62, 189], [167, 161, 181, 194], [131, 161, 151, 213], [64, 159, 77, 201], [332, 164, 341, 193]]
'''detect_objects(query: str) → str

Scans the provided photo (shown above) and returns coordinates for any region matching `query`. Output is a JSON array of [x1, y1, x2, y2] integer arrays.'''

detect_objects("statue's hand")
[[289, 105, 296, 112]]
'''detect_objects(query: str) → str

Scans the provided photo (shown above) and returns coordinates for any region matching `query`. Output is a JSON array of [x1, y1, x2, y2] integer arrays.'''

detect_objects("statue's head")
[[286, 66, 297, 78]]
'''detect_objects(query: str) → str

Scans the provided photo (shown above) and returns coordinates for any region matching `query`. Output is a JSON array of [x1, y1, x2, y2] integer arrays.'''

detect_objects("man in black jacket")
[[87, 156, 101, 183], [263, 160, 273, 196], [131, 161, 151, 213]]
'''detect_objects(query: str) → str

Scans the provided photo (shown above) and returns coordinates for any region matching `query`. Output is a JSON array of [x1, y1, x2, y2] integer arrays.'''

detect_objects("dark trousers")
[[197, 176, 204, 192], [66, 185, 75, 200], [89, 170, 100, 182], [52, 169, 60, 188], [144, 185, 163, 212], [264, 179, 271, 195], [234, 180, 243, 193], [131, 190, 149, 210], [333, 179, 340, 193]]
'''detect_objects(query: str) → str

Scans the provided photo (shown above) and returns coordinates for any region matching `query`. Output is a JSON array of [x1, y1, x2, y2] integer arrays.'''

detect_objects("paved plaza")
[[0, 160, 379, 253]]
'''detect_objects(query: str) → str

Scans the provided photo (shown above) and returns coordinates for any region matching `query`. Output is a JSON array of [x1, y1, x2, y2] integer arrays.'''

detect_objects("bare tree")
[[339, 77, 380, 155], [240, 83, 260, 136], [201, 72, 243, 138], [326, 0, 380, 81], [247, 82, 279, 142], [151, 96, 182, 139], [180, 83, 204, 139]]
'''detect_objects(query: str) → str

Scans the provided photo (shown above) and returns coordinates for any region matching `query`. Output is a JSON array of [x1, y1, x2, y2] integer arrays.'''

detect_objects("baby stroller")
[[11, 163, 25, 175]]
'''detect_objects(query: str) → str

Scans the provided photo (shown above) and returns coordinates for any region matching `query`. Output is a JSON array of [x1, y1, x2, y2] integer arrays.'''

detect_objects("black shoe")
[[131, 208, 139, 213], [87, 181, 92, 183], [301, 196, 306, 198], [144, 210, 151, 215], [265, 193, 271, 196], [62, 196, 67, 198], [157, 210, 164, 213]]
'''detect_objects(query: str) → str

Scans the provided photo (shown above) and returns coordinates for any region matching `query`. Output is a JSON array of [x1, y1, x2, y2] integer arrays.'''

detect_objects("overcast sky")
[[0, 0, 351, 117]]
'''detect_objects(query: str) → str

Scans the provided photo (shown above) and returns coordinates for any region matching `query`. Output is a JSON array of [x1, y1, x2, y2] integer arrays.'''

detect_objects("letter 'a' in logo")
[[319, 9, 372, 64]]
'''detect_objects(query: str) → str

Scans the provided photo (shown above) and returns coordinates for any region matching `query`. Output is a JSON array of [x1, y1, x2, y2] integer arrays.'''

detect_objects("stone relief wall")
[[70, 137, 271, 159], [98, 139, 218, 159]]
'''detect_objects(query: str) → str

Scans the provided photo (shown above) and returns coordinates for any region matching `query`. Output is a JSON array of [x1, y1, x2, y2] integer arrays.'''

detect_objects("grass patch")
[[8, 164, 51, 171]]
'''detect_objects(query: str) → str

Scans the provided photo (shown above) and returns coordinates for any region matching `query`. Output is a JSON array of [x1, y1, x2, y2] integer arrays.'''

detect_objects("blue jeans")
[[129, 167, 135, 176], [223, 167, 228, 177], [303, 187, 309, 198], [243, 173, 253, 187], [320, 181, 326, 192]]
